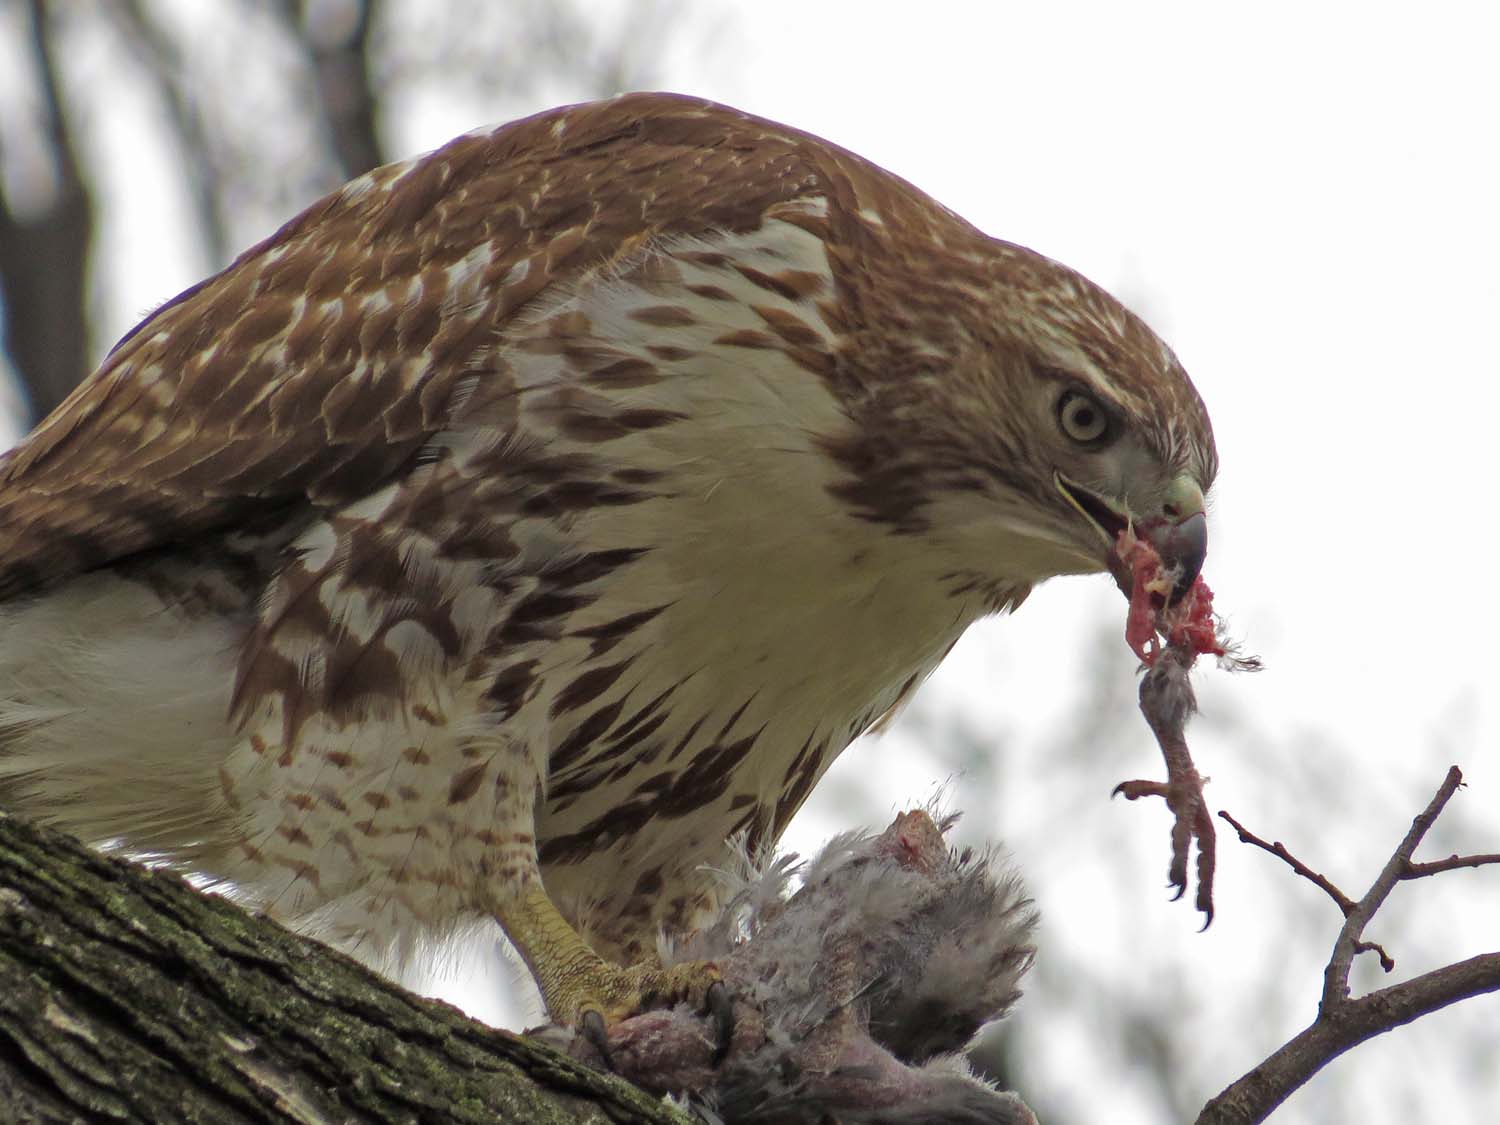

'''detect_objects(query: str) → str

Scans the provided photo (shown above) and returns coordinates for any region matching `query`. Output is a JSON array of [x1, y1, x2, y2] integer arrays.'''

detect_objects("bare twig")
[[1198, 767, 1500, 1124], [1217, 810, 1355, 916], [1352, 939, 1394, 974], [1322, 766, 1463, 1009], [1403, 853, 1500, 877]]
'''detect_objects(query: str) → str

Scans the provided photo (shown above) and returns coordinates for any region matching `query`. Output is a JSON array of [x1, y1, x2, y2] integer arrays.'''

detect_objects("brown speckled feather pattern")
[[0, 93, 1216, 970], [0, 96, 824, 594]]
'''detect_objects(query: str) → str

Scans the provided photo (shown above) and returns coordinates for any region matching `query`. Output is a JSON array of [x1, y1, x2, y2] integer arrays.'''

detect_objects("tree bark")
[[0, 809, 684, 1124]]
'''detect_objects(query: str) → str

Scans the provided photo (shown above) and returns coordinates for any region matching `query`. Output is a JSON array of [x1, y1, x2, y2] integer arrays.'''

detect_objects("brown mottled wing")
[[0, 93, 824, 599]]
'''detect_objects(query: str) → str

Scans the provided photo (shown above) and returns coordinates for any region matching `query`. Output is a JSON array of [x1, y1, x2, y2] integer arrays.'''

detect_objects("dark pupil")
[[1071, 405, 1096, 430]]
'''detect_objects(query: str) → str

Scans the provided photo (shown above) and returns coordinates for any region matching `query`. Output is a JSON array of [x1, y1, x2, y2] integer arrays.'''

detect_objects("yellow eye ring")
[[1057, 391, 1112, 446]]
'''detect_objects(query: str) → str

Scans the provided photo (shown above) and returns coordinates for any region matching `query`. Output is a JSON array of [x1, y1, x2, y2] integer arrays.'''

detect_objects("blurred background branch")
[[0, 0, 91, 420]]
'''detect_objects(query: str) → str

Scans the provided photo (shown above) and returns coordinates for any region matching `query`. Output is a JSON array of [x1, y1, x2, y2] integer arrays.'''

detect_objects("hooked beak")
[[1055, 472, 1207, 603]]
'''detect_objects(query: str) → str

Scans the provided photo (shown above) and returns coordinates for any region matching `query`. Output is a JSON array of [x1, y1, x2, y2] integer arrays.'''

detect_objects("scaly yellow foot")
[[497, 884, 732, 1061]]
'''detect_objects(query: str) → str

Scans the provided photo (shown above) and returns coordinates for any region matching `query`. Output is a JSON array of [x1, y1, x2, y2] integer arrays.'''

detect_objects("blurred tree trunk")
[[0, 0, 711, 431], [0, 0, 92, 423], [276, 0, 387, 179], [0, 807, 682, 1124], [1, 0, 392, 428]]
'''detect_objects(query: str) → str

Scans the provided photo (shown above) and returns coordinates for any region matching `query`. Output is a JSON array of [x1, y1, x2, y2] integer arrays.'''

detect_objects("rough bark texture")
[[0, 809, 684, 1124]]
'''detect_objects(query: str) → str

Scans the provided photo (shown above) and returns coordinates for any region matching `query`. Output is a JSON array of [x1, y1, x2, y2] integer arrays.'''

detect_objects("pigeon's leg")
[[1113, 643, 1217, 922]]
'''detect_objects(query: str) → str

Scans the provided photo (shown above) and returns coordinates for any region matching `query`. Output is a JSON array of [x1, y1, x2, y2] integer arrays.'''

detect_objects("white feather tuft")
[[0, 572, 243, 858]]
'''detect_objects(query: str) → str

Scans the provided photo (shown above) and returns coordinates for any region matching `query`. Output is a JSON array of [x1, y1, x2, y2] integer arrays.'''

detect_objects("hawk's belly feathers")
[[0, 460, 979, 967]]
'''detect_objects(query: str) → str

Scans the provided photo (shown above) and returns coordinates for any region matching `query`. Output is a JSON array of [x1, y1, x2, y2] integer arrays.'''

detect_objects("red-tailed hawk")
[[0, 93, 1213, 1035]]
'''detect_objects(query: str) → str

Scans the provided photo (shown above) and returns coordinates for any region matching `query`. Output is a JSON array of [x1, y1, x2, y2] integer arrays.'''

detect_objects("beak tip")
[[1158, 511, 1208, 601]]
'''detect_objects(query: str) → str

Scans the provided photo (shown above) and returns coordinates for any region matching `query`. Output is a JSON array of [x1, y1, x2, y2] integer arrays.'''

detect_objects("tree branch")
[[1197, 767, 1500, 1124], [1217, 810, 1355, 916], [1402, 853, 1500, 877], [0, 808, 684, 1123], [1197, 953, 1500, 1125], [1323, 766, 1464, 1008]]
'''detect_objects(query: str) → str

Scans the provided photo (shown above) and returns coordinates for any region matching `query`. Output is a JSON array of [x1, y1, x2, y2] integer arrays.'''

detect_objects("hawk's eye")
[[1057, 391, 1112, 447]]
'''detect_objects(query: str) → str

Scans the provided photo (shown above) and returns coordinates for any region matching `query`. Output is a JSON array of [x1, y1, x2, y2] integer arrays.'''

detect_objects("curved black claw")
[[706, 980, 734, 1065], [580, 1008, 616, 1072]]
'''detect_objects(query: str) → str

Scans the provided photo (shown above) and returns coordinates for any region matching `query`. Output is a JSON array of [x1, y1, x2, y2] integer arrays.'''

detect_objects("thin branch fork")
[[1323, 766, 1469, 1008], [1196, 766, 1500, 1125]]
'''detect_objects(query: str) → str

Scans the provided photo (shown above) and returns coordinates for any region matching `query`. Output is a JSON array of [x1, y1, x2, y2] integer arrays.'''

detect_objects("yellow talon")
[[497, 884, 722, 1027]]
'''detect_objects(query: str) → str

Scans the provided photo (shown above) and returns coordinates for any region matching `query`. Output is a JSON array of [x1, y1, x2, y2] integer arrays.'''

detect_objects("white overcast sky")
[[10, 2, 1496, 1121]]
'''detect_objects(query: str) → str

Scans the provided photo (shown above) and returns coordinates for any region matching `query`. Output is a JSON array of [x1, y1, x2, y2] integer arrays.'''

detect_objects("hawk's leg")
[[496, 882, 731, 1058]]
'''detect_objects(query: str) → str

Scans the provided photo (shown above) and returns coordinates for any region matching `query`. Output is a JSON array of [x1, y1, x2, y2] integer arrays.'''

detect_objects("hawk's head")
[[983, 256, 1216, 599], [821, 213, 1216, 611]]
